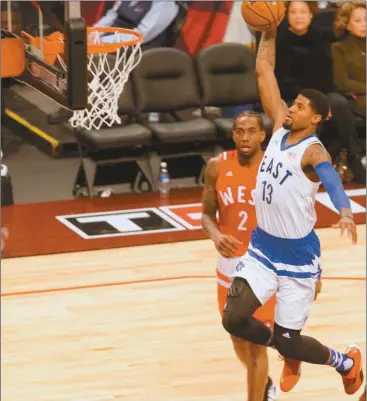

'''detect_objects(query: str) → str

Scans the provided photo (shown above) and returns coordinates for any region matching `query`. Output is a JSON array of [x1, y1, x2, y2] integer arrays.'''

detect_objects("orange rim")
[[20, 27, 142, 56], [87, 27, 142, 54]]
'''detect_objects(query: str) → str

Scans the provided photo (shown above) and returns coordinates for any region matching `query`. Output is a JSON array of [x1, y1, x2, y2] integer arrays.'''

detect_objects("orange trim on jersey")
[[216, 268, 231, 284]]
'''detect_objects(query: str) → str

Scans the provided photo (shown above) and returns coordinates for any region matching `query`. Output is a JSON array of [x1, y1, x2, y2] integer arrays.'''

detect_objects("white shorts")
[[232, 228, 322, 331]]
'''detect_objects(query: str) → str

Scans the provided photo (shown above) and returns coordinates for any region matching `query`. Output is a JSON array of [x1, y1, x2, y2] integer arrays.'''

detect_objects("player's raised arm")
[[256, 29, 287, 132], [303, 144, 357, 244], [202, 158, 242, 258]]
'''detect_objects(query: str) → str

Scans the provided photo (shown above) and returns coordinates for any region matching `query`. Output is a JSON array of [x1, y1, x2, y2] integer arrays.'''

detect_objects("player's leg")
[[246, 342, 269, 401], [274, 275, 363, 395], [230, 335, 273, 401], [248, 295, 278, 401], [277, 275, 321, 392], [222, 254, 277, 345], [218, 262, 279, 401], [218, 275, 275, 401]]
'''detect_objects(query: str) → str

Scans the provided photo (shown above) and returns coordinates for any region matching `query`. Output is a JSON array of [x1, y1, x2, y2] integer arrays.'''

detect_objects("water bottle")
[[0, 151, 8, 177], [158, 162, 170, 196], [149, 112, 160, 122]]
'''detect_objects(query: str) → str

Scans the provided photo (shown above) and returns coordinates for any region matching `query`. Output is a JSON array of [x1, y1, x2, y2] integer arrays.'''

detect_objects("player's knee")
[[248, 343, 268, 368], [273, 325, 301, 359], [222, 277, 259, 336], [248, 343, 267, 360], [222, 309, 250, 336], [230, 336, 250, 367]]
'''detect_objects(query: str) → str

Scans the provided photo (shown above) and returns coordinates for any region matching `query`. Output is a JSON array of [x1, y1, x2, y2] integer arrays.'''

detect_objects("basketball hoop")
[[72, 27, 143, 131], [21, 26, 143, 131]]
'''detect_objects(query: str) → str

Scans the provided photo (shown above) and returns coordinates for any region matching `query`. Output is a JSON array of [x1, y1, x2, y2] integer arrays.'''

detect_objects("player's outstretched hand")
[[214, 233, 243, 258], [332, 215, 357, 244]]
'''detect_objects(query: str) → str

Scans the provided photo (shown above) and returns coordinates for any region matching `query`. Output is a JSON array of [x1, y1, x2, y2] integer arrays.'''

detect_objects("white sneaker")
[[267, 381, 280, 401]]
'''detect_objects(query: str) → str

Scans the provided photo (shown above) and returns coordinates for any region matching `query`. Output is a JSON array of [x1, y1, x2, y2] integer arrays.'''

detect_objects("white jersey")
[[255, 127, 322, 239]]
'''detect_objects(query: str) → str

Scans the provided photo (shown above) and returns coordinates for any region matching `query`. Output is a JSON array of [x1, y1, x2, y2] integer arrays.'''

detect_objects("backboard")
[[1, 1, 88, 110]]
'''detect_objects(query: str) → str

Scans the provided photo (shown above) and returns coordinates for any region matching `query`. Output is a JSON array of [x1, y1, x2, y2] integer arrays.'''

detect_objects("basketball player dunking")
[[222, 27, 363, 395], [202, 111, 279, 401]]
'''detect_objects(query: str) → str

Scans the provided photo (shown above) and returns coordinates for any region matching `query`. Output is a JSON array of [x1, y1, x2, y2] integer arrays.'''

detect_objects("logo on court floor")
[[56, 190, 366, 240], [159, 203, 203, 230], [56, 208, 186, 239]]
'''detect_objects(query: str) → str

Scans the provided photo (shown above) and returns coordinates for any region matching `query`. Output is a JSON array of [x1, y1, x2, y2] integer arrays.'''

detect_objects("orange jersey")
[[215, 150, 275, 323], [216, 150, 260, 257]]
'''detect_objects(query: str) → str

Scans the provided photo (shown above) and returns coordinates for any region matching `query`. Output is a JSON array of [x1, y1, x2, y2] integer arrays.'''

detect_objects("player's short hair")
[[299, 89, 330, 121], [233, 111, 265, 131]]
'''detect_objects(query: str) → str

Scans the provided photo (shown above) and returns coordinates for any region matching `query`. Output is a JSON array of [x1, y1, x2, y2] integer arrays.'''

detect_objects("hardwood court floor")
[[2, 226, 366, 401]]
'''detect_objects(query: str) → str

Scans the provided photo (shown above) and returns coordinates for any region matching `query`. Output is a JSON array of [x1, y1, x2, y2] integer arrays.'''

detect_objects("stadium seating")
[[195, 43, 272, 145], [73, 79, 155, 196], [71, 44, 365, 196], [72, 45, 272, 195]]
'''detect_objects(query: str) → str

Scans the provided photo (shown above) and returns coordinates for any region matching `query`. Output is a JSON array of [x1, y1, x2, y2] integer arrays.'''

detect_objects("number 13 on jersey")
[[262, 181, 273, 204]]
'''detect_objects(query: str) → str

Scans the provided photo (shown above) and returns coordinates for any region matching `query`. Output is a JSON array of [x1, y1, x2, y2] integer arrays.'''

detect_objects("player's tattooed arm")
[[302, 143, 332, 181], [256, 29, 286, 132], [303, 144, 332, 169], [201, 157, 220, 241], [257, 29, 276, 69]]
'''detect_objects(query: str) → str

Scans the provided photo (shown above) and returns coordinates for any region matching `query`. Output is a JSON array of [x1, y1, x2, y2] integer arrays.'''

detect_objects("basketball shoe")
[[263, 376, 280, 401], [339, 344, 363, 395]]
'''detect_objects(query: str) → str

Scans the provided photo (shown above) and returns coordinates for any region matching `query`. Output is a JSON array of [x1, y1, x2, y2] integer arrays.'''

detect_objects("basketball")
[[241, 1, 286, 32]]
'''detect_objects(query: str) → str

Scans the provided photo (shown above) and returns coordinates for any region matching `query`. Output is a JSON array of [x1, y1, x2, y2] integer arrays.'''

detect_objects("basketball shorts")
[[232, 227, 322, 331], [217, 254, 276, 327]]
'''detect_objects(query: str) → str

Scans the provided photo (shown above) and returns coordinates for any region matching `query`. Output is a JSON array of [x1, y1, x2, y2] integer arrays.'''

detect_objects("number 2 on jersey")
[[238, 211, 248, 231], [262, 181, 273, 204]]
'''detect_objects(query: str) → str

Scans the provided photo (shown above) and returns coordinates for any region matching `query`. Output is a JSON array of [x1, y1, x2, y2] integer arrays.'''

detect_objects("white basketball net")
[[68, 31, 142, 131]]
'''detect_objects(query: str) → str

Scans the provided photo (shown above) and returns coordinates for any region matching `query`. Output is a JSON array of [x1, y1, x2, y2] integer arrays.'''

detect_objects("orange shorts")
[[217, 269, 276, 328]]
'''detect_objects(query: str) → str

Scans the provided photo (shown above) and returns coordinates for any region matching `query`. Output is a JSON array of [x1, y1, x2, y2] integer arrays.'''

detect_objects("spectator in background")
[[275, 1, 365, 183], [332, 2, 366, 118], [275, 1, 333, 99], [92, 1, 180, 50], [175, 2, 233, 56]]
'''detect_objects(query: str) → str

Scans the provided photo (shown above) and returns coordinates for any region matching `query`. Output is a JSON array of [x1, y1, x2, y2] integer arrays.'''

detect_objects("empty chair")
[[131, 47, 218, 184], [73, 78, 154, 196], [132, 47, 217, 146], [196, 43, 272, 142]]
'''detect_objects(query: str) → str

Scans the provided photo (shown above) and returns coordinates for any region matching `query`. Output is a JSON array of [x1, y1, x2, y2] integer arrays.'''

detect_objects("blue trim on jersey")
[[250, 227, 321, 266], [280, 133, 318, 151], [248, 249, 320, 279]]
